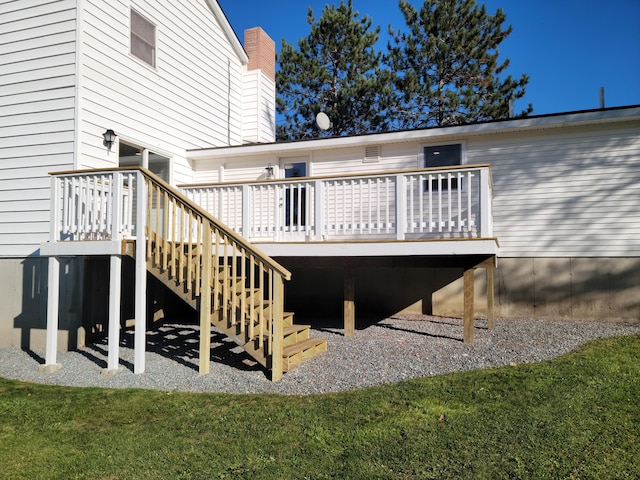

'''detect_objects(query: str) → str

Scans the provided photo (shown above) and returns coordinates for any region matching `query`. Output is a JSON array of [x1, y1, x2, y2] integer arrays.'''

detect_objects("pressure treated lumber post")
[[199, 222, 212, 375], [344, 267, 355, 337], [271, 275, 284, 382], [486, 266, 495, 330], [463, 268, 474, 343]]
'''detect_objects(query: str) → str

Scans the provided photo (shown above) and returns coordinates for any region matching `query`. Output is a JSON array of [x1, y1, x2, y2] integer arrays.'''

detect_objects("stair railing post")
[[199, 220, 212, 375], [271, 273, 284, 381]]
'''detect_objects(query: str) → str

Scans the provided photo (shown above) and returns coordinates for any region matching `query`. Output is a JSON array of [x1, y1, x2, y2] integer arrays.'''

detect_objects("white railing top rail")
[[178, 164, 493, 190]]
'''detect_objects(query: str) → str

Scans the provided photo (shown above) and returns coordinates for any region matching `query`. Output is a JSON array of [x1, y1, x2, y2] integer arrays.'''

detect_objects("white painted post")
[[242, 184, 251, 238], [43, 256, 61, 371], [107, 254, 122, 372], [395, 174, 406, 240], [107, 172, 123, 372], [314, 179, 324, 240], [43, 176, 62, 372], [134, 171, 147, 374], [479, 167, 493, 237]]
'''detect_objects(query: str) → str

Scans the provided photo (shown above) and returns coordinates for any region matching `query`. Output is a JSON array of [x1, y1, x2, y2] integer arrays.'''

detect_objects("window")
[[130, 9, 156, 67], [423, 143, 462, 190], [283, 161, 307, 227]]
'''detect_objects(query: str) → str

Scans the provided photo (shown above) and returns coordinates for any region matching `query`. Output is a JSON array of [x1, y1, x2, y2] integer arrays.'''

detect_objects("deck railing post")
[[395, 174, 406, 240], [242, 184, 251, 239], [314, 179, 324, 240], [479, 167, 493, 237], [112, 172, 123, 241]]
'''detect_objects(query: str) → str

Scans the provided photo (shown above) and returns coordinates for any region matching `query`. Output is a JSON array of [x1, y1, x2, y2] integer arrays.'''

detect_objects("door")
[[282, 160, 307, 230]]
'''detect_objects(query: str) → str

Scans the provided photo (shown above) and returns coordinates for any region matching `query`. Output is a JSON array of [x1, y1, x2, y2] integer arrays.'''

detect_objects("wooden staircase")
[[125, 171, 327, 380]]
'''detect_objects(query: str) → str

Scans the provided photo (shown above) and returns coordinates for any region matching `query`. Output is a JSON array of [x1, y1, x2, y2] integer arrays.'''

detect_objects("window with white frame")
[[130, 9, 156, 67], [423, 143, 462, 190]]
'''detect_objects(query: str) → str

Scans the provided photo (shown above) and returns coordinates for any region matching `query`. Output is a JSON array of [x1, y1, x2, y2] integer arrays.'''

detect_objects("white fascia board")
[[254, 239, 499, 258], [187, 106, 640, 161], [206, 0, 248, 65], [40, 241, 124, 256]]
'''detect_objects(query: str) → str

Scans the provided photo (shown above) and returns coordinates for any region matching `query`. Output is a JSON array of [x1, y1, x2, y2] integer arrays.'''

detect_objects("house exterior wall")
[[0, 0, 78, 257], [75, 0, 248, 183], [470, 121, 640, 257], [0, 0, 262, 350], [193, 112, 640, 322]]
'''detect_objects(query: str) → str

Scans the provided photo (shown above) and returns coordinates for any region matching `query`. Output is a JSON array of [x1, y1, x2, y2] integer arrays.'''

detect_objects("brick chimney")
[[244, 27, 275, 81], [242, 27, 276, 143]]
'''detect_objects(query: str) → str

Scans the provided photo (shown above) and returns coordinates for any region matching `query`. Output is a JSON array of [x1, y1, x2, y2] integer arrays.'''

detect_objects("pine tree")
[[387, 0, 532, 128], [276, 0, 393, 140]]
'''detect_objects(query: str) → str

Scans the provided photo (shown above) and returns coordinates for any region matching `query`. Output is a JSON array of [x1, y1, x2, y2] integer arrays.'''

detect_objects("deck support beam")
[[344, 266, 355, 337], [106, 255, 122, 372]]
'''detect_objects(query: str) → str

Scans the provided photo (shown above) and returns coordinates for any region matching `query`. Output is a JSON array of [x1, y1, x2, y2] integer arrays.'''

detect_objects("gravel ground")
[[1, 315, 638, 395]]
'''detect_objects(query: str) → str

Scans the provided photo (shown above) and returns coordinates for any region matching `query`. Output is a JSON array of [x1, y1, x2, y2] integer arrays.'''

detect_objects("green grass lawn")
[[1, 335, 638, 480]]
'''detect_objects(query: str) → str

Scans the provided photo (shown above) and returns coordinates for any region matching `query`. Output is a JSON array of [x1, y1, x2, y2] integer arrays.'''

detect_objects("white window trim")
[[417, 140, 467, 168], [130, 8, 157, 69], [418, 141, 468, 192]]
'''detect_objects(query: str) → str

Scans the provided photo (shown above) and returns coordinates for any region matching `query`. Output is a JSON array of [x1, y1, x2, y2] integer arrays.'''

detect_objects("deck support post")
[[134, 172, 148, 373], [106, 254, 122, 372], [344, 266, 355, 337], [486, 265, 495, 330], [43, 256, 61, 372], [199, 222, 212, 375], [463, 268, 474, 343]]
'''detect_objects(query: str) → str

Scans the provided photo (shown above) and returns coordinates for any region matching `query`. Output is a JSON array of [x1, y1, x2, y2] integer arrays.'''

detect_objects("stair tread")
[[283, 324, 310, 334], [282, 337, 327, 357]]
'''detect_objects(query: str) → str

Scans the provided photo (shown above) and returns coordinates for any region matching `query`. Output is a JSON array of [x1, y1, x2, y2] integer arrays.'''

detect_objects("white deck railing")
[[50, 169, 138, 242], [180, 165, 493, 242]]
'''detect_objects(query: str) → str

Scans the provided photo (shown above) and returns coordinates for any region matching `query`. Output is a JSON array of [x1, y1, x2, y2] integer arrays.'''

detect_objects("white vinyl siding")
[[242, 70, 275, 143], [0, 0, 77, 256], [76, 0, 246, 172], [469, 123, 640, 257]]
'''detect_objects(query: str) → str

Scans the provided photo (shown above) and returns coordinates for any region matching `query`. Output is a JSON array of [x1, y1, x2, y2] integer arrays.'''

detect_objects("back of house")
[[0, 0, 275, 350]]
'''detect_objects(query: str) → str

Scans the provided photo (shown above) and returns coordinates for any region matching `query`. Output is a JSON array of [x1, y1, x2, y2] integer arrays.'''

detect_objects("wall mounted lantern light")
[[265, 163, 274, 178], [102, 129, 117, 150]]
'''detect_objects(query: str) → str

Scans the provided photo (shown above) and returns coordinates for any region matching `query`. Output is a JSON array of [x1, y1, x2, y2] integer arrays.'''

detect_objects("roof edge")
[[206, 0, 248, 65], [189, 105, 640, 159]]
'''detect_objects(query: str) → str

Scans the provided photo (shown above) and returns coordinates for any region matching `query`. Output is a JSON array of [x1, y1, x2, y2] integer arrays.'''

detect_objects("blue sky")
[[218, 0, 640, 116]]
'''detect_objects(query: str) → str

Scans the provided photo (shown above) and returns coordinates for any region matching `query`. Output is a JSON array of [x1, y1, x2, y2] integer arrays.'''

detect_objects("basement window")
[[130, 9, 156, 68], [423, 143, 462, 190]]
